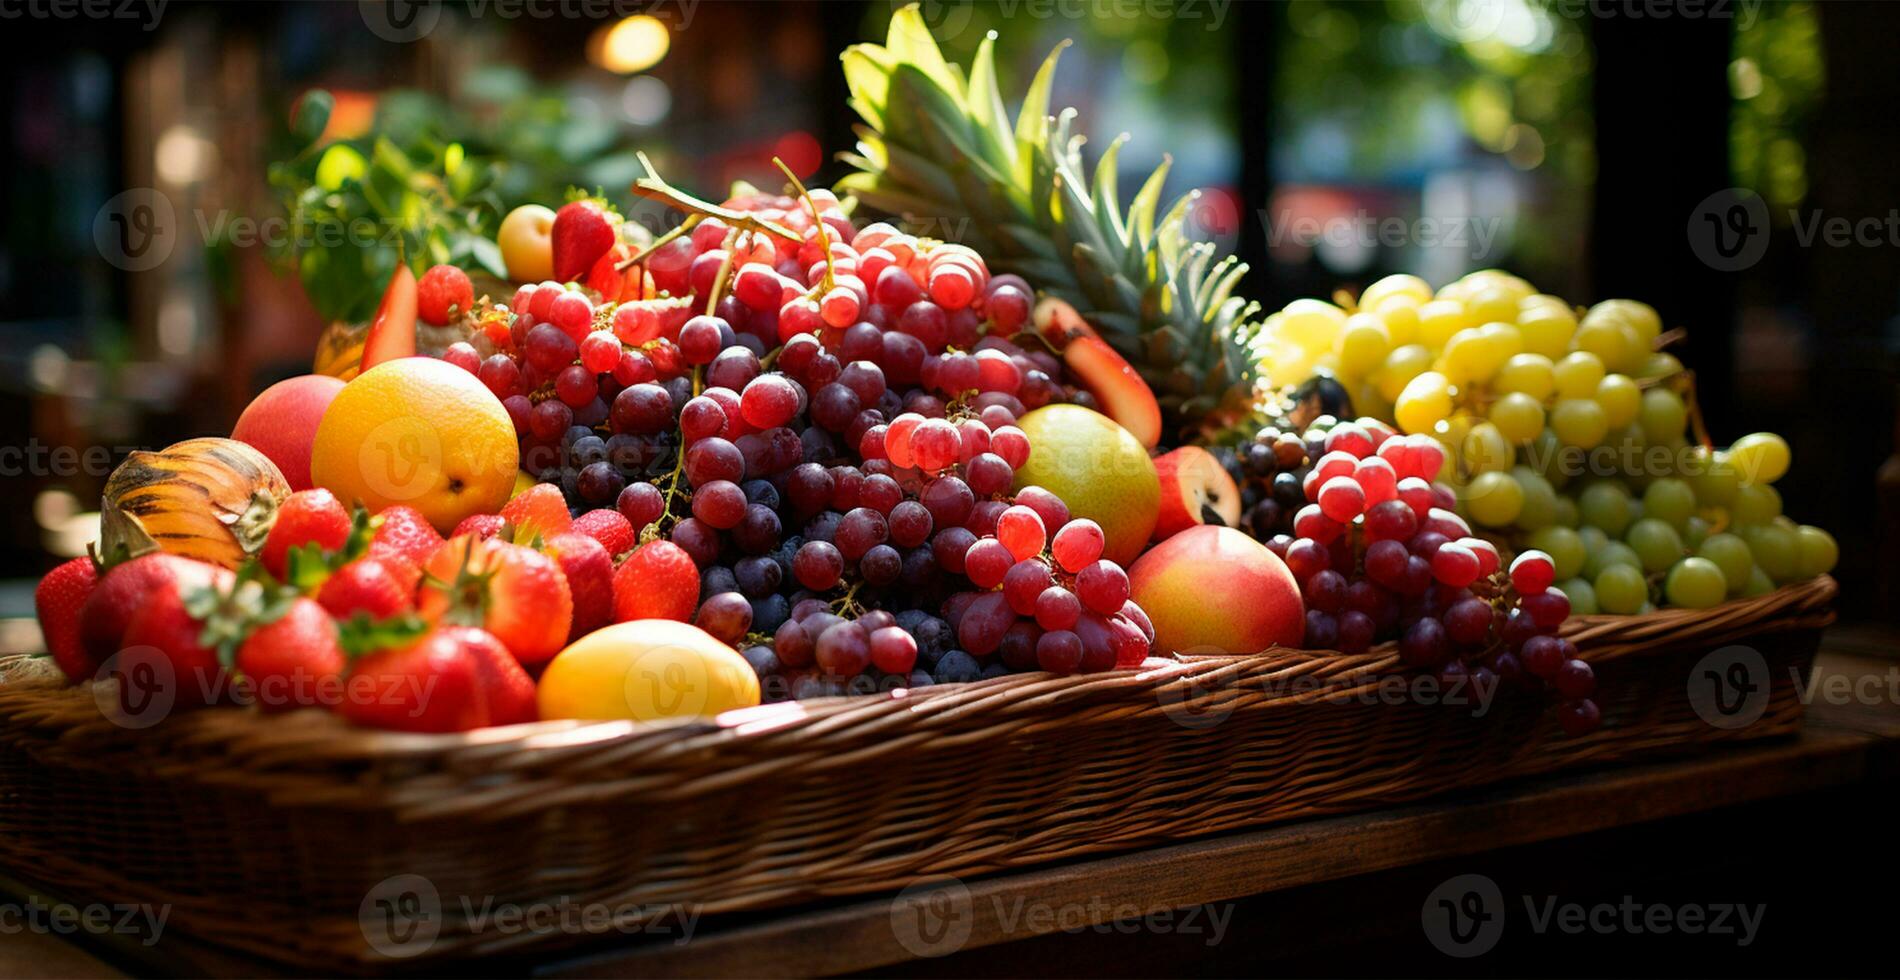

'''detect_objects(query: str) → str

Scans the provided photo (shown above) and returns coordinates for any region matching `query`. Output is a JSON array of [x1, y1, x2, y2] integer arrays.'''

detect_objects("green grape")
[[1578, 482, 1632, 536], [1577, 525, 1609, 554], [1665, 557, 1728, 609], [1462, 422, 1515, 474], [1697, 532, 1755, 593], [1741, 523, 1798, 581], [1550, 398, 1609, 449], [1682, 514, 1712, 549], [1574, 317, 1640, 375], [1638, 388, 1687, 445], [1730, 483, 1782, 526], [1528, 526, 1587, 580], [1552, 494, 1580, 527], [1464, 470, 1524, 527], [1395, 370, 1452, 434], [1626, 497, 1647, 522], [1682, 448, 1740, 506], [1512, 467, 1558, 531], [1583, 540, 1643, 581], [1794, 525, 1838, 578], [1626, 517, 1685, 573], [1729, 432, 1791, 486], [1376, 344, 1434, 402], [1642, 478, 1697, 528], [1595, 563, 1649, 614], [1562, 577, 1599, 615], [1744, 565, 1776, 596], [1553, 351, 1606, 399], [1637, 351, 1683, 381], [1338, 313, 1392, 378], [1489, 393, 1547, 445], [1596, 374, 1641, 429], [1496, 353, 1556, 400], [1517, 304, 1576, 359], [1524, 429, 1571, 489]]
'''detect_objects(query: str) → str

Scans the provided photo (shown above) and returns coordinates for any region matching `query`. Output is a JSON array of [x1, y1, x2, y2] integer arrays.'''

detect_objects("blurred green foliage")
[[1730, 2, 1824, 213]]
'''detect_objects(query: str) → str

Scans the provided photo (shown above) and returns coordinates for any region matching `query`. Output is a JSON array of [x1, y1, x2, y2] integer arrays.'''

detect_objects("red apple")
[[1128, 526, 1303, 655], [361, 263, 417, 371], [1033, 296, 1162, 448], [1152, 447, 1242, 542], [231, 374, 345, 490]]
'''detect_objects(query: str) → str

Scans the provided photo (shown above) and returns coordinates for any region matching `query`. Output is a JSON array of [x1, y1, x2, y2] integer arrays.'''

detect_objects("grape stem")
[[830, 580, 865, 619], [630, 151, 801, 241], [618, 213, 703, 272], [772, 156, 836, 296], [704, 227, 741, 317]]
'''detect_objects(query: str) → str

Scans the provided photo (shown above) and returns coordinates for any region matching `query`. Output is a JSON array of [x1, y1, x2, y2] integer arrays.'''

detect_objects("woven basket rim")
[[0, 576, 1837, 769]]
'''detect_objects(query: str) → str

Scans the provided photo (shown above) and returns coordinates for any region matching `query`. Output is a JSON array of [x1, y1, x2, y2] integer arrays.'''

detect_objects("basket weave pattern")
[[0, 577, 1835, 969]]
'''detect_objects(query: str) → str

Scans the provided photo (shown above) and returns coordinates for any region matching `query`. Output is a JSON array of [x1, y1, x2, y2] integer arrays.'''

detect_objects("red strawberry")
[[115, 565, 240, 712], [452, 513, 507, 541], [418, 536, 573, 665], [500, 483, 572, 542], [79, 554, 221, 674], [34, 557, 97, 684], [236, 597, 344, 712], [261, 489, 351, 580], [552, 199, 618, 283], [416, 264, 474, 327], [448, 625, 538, 726], [340, 625, 485, 733], [316, 556, 416, 620], [570, 509, 635, 559], [371, 505, 445, 568], [584, 242, 632, 303], [546, 532, 613, 642], [613, 540, 699, 623]]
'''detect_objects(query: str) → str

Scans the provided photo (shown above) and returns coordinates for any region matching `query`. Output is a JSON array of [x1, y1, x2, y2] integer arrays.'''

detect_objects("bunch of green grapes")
[[1252, 271, 1838, 614]]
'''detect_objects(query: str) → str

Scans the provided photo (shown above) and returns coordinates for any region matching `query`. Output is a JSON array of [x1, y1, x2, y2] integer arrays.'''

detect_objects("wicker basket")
[[0, 576, 1835, 972]]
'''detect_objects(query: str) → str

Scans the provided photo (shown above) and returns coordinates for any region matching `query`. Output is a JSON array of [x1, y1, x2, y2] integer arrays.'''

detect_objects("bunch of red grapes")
[[442, 185, 1152, 695], [1267, 419, 1600, 734]]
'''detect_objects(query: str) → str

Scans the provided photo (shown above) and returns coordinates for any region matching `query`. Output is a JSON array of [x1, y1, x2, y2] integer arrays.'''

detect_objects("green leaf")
[[315, 144, 367, 191], [1013, 40, 1069, 189], [469, 236, 506, 279], [293, 89, 334, 146], [884, 5, 960, 103]]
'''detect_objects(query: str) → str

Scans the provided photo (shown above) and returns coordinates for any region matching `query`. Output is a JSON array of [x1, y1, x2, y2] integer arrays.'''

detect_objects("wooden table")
[[10, 637, 1899, 978]]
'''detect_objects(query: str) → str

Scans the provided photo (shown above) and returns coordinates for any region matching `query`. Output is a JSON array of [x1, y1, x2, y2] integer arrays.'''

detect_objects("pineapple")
[[836, 6, 1266, 440]]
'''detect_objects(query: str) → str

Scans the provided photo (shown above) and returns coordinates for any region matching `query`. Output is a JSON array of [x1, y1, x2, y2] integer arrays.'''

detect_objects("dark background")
[[1, 0, 1894, 619]]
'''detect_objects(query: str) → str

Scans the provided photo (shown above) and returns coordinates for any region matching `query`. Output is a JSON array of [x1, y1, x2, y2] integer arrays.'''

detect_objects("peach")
[[1152, 447, 1242, 542], [1128, 525, 1303, 655], [231, 374, 345, 490]]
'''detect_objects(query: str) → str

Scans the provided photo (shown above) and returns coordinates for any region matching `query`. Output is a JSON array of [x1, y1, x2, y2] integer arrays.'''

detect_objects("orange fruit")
[[310, 357, 518, 533]]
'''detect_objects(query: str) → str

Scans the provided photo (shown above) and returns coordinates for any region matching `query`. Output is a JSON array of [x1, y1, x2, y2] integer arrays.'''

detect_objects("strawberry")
[[34, 556, 97, 684], [371, 505, 445, 568], [570, 508, 635, 559], [79, 554, 221, 674], [115, 564, 242, 712], [236, 597, 344, 712], [584, 242, 634, 303], [316, 556, 416, 620], [447, 625, 537, 726], [339, 623, 485, 733], [552, 198, 619, 283], [613, 540, 699, 623], [261, 489, 351, 580], [418, 536, 573, 665], [546, 532, 613, 642], [500, 483, 572, 543], [452, 513, 507, 541], [416, 264, 474, 327]]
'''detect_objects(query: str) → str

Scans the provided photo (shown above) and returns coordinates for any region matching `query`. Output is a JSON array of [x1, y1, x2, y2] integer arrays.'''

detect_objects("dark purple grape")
[[792, 541, 844, 590], [859, 544, 902, 586], [695, 592, 753, 644]]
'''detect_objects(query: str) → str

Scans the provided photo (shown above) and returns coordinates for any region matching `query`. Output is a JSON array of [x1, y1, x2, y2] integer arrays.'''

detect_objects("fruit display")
[[24, 7, 1835, 742]]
